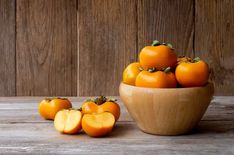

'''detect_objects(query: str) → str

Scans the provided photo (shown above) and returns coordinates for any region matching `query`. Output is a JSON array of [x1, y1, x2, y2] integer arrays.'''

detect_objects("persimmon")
[[82, 112, 115, 137], [135, 68, 177, 88], [38, 98, 72, 120], [175, 57, 209, 87], [139, 40, 177, 70], [54, 109, 82, 134], [123, 62, 141, 85], [81, 96, 120, 121]]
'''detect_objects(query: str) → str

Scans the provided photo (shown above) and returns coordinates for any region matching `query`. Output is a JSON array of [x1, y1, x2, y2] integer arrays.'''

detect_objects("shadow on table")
[[108, 122, 139, 138], [188, 120, 234, 135]]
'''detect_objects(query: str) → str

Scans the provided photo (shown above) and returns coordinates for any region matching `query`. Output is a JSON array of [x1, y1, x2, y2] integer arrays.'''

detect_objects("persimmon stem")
[[87, 96, 117, 105]]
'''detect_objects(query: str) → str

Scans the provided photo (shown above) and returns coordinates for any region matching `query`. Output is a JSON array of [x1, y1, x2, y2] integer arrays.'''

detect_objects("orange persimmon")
[[123, 62, 141, 85], [135, 68, 177, 88], [139, 40, 177, 70], [175, 57, 209, 87], [81, 96, 120, 121], [38, 98, 72, 120]]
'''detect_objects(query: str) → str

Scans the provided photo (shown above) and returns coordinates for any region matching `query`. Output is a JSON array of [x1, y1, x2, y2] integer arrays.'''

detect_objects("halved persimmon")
[[82, 112, 115, 137], [82, 96, 120, 121], [54, 109, 82, 134]]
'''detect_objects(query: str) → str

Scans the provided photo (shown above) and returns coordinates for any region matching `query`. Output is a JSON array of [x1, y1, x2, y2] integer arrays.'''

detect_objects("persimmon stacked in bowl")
[[119, 40, 214, 136]]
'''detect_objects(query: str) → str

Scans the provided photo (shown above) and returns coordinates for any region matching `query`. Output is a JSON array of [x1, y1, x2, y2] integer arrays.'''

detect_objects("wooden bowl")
[[119, 82, 214, 136]]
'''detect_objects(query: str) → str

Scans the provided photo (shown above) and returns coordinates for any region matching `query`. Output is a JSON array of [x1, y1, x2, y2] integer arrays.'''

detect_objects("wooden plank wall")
[[0, 0, 15, 96], [16, 0, 77, 96], [0, 0, 233, 96]]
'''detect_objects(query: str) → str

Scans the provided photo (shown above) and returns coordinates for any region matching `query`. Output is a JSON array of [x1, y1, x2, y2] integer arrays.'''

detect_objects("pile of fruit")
[[38, 96, 120, 137], [123, 40, 209, 88]]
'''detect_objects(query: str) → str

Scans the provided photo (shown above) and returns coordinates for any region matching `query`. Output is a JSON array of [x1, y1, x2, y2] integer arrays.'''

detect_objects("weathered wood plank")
[[0, 97, 234, 154], [0, 121, 233, 155], [78, 0, 137, 96], [0, 0, 15, 96], [195, 0, 234, 95], [137, 0, 194, 56], [0, 97, 233, 123], [16, 0, 77, 96], [0, 97, 132, 123]]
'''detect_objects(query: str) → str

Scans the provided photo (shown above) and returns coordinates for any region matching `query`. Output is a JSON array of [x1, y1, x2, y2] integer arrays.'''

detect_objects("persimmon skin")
[[139, 45, 177, 70], [82, 101, 120, 121], [123, 62, 141, 85], [175, 60, 209, 87], [135, 71, 177, 88], [38, 98, 72, 120], [166, 72, 178, 88]]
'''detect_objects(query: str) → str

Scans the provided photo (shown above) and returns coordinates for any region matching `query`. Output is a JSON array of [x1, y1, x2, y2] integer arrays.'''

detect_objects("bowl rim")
[[120, 82, 213, 91]]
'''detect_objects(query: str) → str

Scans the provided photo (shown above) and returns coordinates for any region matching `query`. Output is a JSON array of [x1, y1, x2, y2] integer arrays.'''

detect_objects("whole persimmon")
[[175, 57, 209, 87], [135, 68, 177, 88], [139, 40, 177, 70], [38, 98, 72, 120], [123, 62, 141, 85], [81, 96, 120, 121]]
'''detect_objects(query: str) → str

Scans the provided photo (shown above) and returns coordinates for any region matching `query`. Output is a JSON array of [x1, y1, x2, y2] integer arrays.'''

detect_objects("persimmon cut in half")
[[82, 112, 115, 137], [54, 109, 82, 134]]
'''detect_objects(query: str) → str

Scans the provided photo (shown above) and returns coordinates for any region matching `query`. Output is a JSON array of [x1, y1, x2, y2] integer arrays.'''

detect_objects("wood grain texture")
[[0, 0, 15, 96], [120, 82, 214, 135], [0, 96, 234, 154], [16, 0, 77, 96], [195, 0, 234, 95], [137, 0, 194, 57], [78, 0, 137, 96]]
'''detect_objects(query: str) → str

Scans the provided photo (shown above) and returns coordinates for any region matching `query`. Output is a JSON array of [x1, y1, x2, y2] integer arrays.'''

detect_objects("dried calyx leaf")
[[147, 67, 172, 73], [151, 40, 174, 50], [86, 96, 117, 105], [44, 97, 67, 102]]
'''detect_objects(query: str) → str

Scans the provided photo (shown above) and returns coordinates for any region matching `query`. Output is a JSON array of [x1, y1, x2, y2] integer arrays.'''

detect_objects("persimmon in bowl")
[[119, 82, 214, 135], [120, 40, 214, 135]]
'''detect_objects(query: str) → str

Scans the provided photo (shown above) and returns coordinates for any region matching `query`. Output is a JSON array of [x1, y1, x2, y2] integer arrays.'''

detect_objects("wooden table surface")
[[0, 96, 234, 155]]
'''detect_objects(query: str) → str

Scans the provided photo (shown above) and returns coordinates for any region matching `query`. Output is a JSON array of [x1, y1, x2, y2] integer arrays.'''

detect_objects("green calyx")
[[151, 40, 174, 49], [163, 67, 171, 73], [148, 67, 157, 73], [193, 57, 201, 62]]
